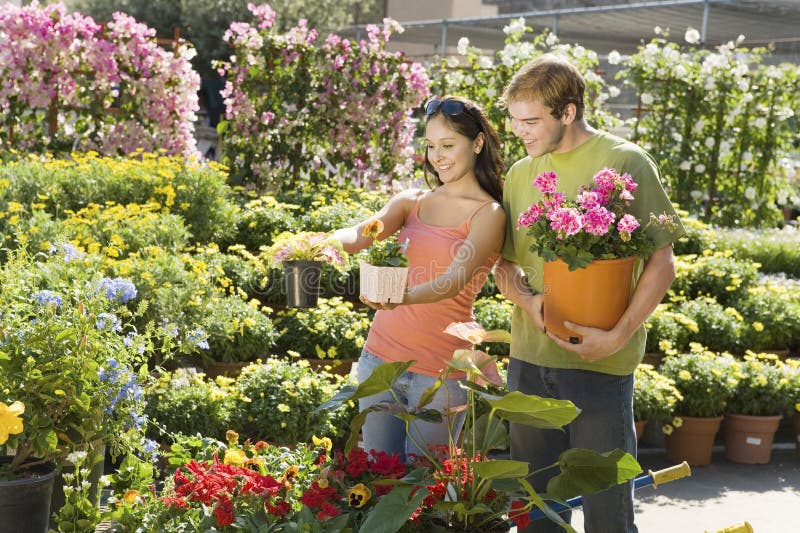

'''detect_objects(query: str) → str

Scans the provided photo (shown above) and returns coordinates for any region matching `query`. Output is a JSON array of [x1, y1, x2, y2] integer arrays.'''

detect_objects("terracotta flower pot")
[[542, 256, 636, 343], [723, 413, 783, 464], [665, 415, 724, 466], [359, 261, 408, 304], [635, 420, 647, 443]]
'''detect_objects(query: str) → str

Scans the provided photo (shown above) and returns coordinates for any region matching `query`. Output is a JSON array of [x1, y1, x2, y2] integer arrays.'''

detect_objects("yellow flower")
[[795, 403, 800, 412], [277, 403, 290, 413], [223, 449, 246, 465], [226, 429, 239, 445], [348, 483, 372, 508], [362, 219, 384, 239], [678, 370, 692, 381], [0, 401, 25, 445], [752, 322, 764, 332], [313, 435, 332, 452], [662, 424, 674, 435], [122, 489, 140, 504], [672, 417, 683, 428]]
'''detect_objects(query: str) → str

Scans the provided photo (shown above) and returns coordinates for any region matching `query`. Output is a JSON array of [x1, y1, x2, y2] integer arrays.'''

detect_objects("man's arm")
[[550, 244, 676, 361], [494, 258, 545, 332]]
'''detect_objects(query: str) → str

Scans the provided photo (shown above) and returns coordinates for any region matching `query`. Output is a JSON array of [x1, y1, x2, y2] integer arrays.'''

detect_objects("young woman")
[[332, 96, 506, 460]]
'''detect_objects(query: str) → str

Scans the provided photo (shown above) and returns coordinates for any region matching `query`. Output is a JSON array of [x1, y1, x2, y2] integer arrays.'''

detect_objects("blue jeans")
[[356, 349, 467, 461], [507, 358, 638, 533]]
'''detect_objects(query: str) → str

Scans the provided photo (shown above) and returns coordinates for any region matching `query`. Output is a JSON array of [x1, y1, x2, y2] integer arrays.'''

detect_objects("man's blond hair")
[[501, 54, 586, 121]]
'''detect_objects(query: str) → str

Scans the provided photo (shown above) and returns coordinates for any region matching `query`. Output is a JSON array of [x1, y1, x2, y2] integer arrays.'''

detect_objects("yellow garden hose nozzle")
[[648, 461, 692, 488], [706, 521, 754, 533]]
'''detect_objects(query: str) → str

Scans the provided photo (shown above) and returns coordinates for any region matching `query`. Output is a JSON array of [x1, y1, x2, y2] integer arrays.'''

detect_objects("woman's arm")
[[331, 190, 420, 254], [403, 203, 506, 305]]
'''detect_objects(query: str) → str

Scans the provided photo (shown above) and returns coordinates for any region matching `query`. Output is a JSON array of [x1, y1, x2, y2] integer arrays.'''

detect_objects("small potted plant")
[[267, 231, 348, 308], [358, 219, 409, 304], [786, 359, 800, 460], [516, 168, 677, 342], [723, 352, 788, 464], [633, 364, 683, 442], [658, 344, 739, 466]]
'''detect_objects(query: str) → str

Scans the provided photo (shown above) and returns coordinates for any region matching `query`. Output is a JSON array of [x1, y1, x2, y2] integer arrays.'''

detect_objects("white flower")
[[573, 45, 585, 57], [545, 33, 558, 47], [608, 86, 620, 98], [607, 50, 621, 65], [640, 93, 654, 105], [680, 161, 692, 171], [695, 163, 706, 173], [478, 56, 493, 69], [457, 37, 470, 55], [742, 151, 753, 162], [66, 451, 88, 465], [685, 28, 701, 45], [705, 137, 715, 148], [654, 26, 663, 35], [463, 74, 475, 86], [690, 190, 703, 200], [672, 132, 683, 142], [674, 64, 687, 78], [777, 190, 789, 205], [485, 86, 497, 97], [503, 18, 526, 36], [753, 117, 767, 129], [693, 119, 705, 133], [744, 187, 756, 200], [446, 56, 460, 68]]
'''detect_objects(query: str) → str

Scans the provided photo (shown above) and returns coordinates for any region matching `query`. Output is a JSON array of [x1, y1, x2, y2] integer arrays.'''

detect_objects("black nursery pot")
[[284, 260, 322, 308], [0, 456, 58, 533]]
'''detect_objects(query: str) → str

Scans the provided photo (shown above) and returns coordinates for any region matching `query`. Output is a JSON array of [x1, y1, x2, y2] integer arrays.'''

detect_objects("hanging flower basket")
[[359, 261, 408, 304]]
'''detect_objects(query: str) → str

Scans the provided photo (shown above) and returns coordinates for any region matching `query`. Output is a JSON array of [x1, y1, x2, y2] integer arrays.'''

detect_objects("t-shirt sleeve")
[[625, 149, 686, 249]]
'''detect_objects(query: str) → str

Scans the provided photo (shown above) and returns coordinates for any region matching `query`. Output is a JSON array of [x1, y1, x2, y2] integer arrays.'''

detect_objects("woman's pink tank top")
[[364, 195, 500, 376]]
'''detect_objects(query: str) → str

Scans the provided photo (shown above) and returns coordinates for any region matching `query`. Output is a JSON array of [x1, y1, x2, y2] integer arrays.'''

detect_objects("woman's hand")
[[359, 295, 401, 311]]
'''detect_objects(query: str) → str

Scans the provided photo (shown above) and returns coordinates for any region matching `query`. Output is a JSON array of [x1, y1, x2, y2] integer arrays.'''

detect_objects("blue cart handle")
[[529, 461, 692, 521]]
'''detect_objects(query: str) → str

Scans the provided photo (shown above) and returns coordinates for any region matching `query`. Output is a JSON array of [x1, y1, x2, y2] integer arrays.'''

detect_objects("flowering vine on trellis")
[[0, 2, 200, 158], [218, 3, 430, 191], [619, 28, 800, 226]]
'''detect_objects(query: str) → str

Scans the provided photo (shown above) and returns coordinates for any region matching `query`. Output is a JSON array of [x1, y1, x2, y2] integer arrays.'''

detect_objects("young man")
[[494, 55, 685, 532]]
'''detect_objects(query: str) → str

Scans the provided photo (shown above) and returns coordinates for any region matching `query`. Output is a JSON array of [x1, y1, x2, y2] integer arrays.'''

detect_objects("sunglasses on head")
[[425, 99, 466, 116]]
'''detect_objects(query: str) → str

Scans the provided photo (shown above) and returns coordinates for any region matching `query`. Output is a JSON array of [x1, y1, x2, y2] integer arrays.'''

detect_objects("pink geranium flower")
[[515, 168, 675, 269]]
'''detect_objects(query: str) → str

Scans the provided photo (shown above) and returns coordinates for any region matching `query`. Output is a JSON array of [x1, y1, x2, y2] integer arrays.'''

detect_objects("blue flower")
[[35, 290, 62, 308], [50, 242, 83, 262], [143, 438, 158, 454], [96, 313, 122, 332], [187, 328, 210, 350], [97, 278, 138, 303]]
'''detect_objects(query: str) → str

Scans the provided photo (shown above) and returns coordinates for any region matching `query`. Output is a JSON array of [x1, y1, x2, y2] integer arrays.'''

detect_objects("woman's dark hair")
[[423, 95, 504, 203]]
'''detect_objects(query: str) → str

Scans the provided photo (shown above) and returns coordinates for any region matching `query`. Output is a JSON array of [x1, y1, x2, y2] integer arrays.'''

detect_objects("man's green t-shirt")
[[502, 131, 686, 375]]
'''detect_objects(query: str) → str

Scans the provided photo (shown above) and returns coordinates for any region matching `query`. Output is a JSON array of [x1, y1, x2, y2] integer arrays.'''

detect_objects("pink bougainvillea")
[[219, 4, 430, 190], [0, 2, 199, 157]]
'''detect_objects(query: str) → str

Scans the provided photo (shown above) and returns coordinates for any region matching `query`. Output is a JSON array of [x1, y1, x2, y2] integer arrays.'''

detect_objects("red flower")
[[299, 481, 340, 508], [317, 502, 341, 521], [510, 500, 531, 530], [344, 448, 370, 478], [266, 499, 291, 517], [212, 495, 235, 527]]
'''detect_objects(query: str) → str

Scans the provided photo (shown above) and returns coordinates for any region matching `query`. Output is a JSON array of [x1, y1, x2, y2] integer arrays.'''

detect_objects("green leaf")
[[416, 377, 443, 410], [482, 330, 511, 344], [471, 459, 529, 480], [394, 408, 442, 424], [489, 392, 580, 429], [546, 448, 642, 499], [315, 361, 414, 413], [0, 350, 8, 360], [357, 485, 429, 533]]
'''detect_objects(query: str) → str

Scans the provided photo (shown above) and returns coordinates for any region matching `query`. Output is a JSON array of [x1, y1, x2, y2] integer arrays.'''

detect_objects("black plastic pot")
[[284, 260, 322, 308], [0, 456, 57, 533]]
